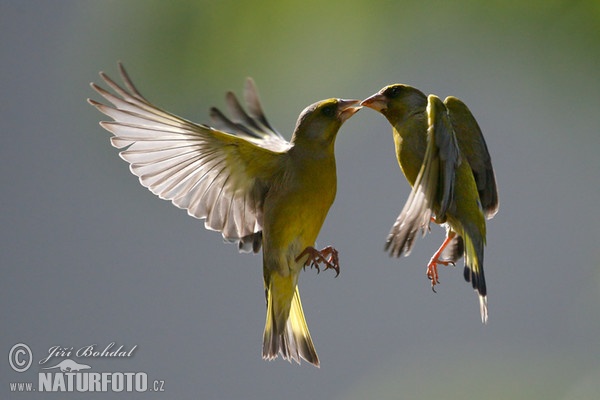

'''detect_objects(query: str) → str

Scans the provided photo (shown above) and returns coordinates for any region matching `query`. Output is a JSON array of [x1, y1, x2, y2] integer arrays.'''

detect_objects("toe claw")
[[296, 246, 340, 277]]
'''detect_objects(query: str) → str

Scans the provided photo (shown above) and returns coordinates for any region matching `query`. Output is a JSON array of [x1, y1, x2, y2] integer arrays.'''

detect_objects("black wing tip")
[[385, 236, 407, 258], [208, 106, 225, 121], [385, 222, 415, 258], [225, 90, 237, 102], [116, 61, 130, 81], [384, 236, 398, 257], [236, 232, 263, 253]]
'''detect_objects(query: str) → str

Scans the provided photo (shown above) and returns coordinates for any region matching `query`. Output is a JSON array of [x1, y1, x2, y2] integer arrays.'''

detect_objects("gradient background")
[[2, 1, 599, 399]]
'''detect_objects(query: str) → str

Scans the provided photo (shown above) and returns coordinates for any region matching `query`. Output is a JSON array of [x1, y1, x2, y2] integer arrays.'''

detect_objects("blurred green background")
[[2, 1, 599, 399]]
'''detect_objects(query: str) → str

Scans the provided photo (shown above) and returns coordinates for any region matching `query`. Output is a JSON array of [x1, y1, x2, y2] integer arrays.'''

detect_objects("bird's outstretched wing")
[[445, 96, 498, 219], [89, 63, 290, 252], [209, 78, 289, 152], [386, 95, 461, 257]]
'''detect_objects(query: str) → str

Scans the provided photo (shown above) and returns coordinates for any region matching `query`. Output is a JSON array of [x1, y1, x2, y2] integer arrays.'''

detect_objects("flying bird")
[[362, 84, 498, 323], [89, 63, 361, 366]]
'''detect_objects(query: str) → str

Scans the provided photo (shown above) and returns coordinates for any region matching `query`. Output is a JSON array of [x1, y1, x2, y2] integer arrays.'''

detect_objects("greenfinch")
[[362, 85, 498, 323], [89, 63, 361, 366]]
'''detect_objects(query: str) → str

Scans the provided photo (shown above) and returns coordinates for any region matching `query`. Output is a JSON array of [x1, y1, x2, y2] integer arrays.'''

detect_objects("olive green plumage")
[[89, 63, 360, 366], [362, 84, 498, 323]]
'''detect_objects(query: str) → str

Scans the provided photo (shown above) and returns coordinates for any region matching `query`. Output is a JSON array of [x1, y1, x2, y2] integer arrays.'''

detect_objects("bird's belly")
[[262, 182, 335, 276]]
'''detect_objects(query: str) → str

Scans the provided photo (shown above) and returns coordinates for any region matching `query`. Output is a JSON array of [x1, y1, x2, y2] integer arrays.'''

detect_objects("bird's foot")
[[426, 232, 457, 292], [426, 258, 455, 293], [297, 246, 340, 277]]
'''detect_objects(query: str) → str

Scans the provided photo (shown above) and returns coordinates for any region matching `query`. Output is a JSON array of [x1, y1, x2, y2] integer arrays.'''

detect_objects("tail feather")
[[462, 232, 488, 324], [262, 285, 319, 366]]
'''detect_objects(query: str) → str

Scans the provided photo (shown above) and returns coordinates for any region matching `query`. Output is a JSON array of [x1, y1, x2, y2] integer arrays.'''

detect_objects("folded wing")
[[445, 96, 498, 219], [386, 95, 461, 257]]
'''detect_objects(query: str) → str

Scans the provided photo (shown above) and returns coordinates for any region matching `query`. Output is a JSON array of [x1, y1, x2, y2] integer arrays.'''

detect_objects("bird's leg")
[[426, 231, 457, 292], [296, 246, 340, 277]]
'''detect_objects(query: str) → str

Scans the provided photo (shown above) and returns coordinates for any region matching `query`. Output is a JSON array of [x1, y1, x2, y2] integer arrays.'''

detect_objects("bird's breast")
[[261, 156, 337, 275], [394, 124, 427, 186]]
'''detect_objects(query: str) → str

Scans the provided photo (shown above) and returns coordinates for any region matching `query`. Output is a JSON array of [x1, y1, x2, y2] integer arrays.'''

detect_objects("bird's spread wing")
[[386, 95, 461, 257], [445, 96, 498, 219], [209, 78, 289, 152], [89, 63, 290, 252]]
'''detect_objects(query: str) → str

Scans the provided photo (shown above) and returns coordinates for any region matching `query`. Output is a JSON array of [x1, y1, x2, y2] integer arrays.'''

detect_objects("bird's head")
[[361, 84, 427, 125], [291, 98, 361, 150]]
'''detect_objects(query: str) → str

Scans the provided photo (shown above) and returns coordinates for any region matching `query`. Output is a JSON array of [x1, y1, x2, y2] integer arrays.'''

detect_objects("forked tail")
[[262, 285, 319, 367]]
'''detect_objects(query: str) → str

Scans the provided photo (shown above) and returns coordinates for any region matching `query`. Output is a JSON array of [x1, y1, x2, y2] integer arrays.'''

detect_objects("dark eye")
[[386, 86, 401, 98], [321, 103, 336, 117]]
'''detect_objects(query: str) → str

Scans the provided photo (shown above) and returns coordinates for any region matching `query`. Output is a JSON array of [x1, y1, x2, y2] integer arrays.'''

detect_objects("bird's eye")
[[386, 86, 401, 98], [321, 104, 336, 118]]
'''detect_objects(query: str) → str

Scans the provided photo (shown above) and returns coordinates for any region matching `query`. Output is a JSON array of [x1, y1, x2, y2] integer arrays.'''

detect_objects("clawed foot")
[[426, 232, 457, 292], [296, 246, 340, 277], [426, 258, 455, 292]]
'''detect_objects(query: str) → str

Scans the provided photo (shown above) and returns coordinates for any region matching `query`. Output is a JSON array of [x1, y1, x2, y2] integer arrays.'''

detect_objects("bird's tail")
[[262, 277, 319, 367], [462, 232, 488, 324]]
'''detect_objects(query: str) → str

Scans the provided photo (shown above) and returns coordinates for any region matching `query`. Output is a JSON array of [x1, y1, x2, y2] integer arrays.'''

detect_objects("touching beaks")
[[338, 99, 362, 123], [360, 93, 387, 112]]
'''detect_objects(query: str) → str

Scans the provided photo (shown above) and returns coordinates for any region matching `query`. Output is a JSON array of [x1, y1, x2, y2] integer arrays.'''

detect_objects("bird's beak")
[[360, 93, 387, 112], [337, 99, 362, 123]]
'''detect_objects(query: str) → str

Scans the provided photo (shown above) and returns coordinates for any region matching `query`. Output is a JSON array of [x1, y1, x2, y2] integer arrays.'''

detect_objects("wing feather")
[[89, 63, 289, 252], [385, 95, 461, 257], [444, 96, 498, 219], [210, 78, 289, 152]]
